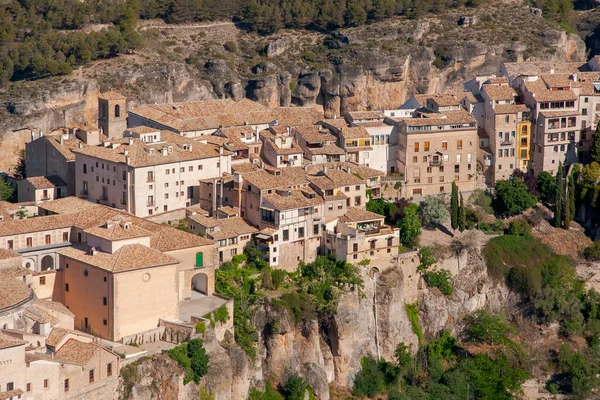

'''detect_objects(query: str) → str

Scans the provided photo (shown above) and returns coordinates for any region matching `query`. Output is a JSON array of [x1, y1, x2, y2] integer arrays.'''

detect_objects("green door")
[[196, 252, 203, 267]]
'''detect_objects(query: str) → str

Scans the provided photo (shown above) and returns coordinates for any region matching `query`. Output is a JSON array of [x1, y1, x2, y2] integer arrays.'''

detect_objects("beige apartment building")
[[293, 126, 346, 164], [18, 176, 67, 203], [393, 110, 478, 197], [323, 120, 374, 166], [72, 130, 232, 217], [260, 126, 304, 168]]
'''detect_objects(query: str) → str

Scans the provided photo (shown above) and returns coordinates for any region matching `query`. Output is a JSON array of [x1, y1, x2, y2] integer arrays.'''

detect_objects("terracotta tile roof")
[[260, 130, 303, 155], [59, 244, 179, 273], [541, 74, 576, 88], [231, 163, 261, 174], [339, 207, 384, 223], [130, 100, 322, 132], [0, 331, 26, 350], [0, 248, 20, 260], [46, 135, 86, 162], [23, 305, 59, 325], [55, 339, 99, 366], [539, 110, 580, 118], [38, 197, 214, 252], [524, 80, 578, 102], [126, 126, 160, 134], [262, 188, 323, 211], [208, 217, 258, 241], [0, 213, 77, 237], [305, 144, 345, 156], [98, 90, 126, 100], [338, 126, 371, 140], [502, 61, 586, 77], [73, 131, 229, 167], [322, 119, 350, 130], [481, 84, 517, 101], [217, 206, 238, 216], [46, 327, 92, 347], [307, 169, 363, 190], [427, 93, 463, 107], [242, 167, 310, 190], [25, 175, 67, 189], [493, 104, 530, 114], [0, 390, 24, 400], [485, 77, 509, 84], [84, 217, 152, 241], [188, 213, 220, 228], [462, 93, 479, 103], [345, 111, 385, 121], [341, 163, 385, 179], [33, 300, 74, 317], [395, 109, 476, 128], [293, 126, 337, 143]]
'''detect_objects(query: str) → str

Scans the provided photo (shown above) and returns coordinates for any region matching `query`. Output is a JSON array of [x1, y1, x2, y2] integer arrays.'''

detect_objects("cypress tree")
[[591, 122, 600, 164], [451, 181, 459, 232], [555, 163, 564, 228], [565, 172, 576, 229], [459, 192, 466, 232]]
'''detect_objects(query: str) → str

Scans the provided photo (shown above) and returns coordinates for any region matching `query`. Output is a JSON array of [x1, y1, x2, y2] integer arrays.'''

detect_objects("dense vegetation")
[[166, 338, 210, 384]]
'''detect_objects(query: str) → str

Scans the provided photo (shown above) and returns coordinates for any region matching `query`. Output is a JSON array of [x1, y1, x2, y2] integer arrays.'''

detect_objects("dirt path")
[[138, 21, 239, 31]]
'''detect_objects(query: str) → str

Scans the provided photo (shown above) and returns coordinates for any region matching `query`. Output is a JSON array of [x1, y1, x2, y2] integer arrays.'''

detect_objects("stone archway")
[[41, 255, 54, 271], [191, 273, 208, 295], [369, 267, 380, 277]]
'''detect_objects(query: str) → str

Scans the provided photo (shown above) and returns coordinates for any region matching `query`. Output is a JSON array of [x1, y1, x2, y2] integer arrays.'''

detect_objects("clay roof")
[[427, 93, 463, 107], [339, 207, 384, 223], [502, 61, 586, 77], [307, 169, 364, 190], [33, 299, 74, 317], [539, 110, 580, 118], [59, 244, 179, 273], [188, 213, 220, 228], [541, 74, 576, 88], [38, 197, 214, 252], [293, 126, 337, 143], [98, 90, 126, 100], [208, 217, 258, 241], [305, 144, 345, 156], [397, 109, 476, 128], [25, 175, 67, 189], [260, 131, 303, 155], [337, 126, 371, 140], [46, 327, 92, 347], [524, 80, 578, 102], [126, 126, 160, 134], [322, 119, 350, 130], [462, 93, 479, 103], [270, 106, 324, 127], [217, 206, 238, 216], [0, 389, 24, 400], [262, 188, 323, 211], [73, 131, 229, 167], [0, 331, 26, 350], [84, 217, 152, 241], [242, 167, 310, 190], [46, 135, 86, 162], [485, 77, 509, 84], [0, 248, 20, 260], [55, 339, 100, 366], [481, 84, 517, 101], [23, 305, 59, 325], [345, 111, 385, 122], [0, 213, 77, 237], [493, 104, 530, 114]]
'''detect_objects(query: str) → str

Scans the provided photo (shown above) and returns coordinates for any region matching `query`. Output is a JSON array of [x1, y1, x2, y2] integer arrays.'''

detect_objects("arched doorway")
[[191, 273, 208, 295], [41, 255, 54, 271]]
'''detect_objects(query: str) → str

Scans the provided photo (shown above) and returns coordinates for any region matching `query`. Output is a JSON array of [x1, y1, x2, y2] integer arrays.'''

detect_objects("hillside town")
[[2, 55, 600, 400]]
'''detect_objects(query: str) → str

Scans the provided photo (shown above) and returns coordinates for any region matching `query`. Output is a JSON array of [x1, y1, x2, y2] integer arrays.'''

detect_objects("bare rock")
[[267, 38, 290, 58]]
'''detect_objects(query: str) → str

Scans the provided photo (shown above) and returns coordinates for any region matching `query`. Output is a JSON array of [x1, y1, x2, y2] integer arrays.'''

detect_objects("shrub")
[[508, 219, 531, 236], [479, 219, 505, 235], [469, 189, 493, 214], [166, 339, 209, 384], [271, 269, 286, 289], [493, 178, 538, 216], [352, 357, 388, 398], [398, 203, 421, 248], [249, 382, 284, 400], [423, 270, 453, 295], [274, 292, 316, 323], [419, 196, 449, 228], [213, 305, 229, 324], [223, 41, 237, 52], [466, 310, 513, 346], [483, 234, 553, 281], [195, 322, 206, 334], [584, 242, 600, 261], [417, 246, 436, 271], [405, 303, 423, 344], [280, 375, 309, 400]]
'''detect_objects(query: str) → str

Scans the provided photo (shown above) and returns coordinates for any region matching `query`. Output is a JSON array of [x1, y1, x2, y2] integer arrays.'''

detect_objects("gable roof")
[[25, 175, 67, 189]]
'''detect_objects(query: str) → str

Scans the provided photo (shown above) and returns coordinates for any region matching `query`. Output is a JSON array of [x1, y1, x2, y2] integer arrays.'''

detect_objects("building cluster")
[[4, 56, 600, 400]]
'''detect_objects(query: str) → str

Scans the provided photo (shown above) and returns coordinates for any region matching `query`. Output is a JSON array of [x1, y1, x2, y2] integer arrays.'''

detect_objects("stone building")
[[97, 91, 127, 139], [18, 176, 67, 203]]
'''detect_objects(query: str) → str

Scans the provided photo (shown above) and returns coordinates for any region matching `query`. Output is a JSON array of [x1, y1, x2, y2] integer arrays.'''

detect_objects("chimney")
[[128, 137, 133, 145], [219, 146, 224, 155], [126, 155, 130, 165], [287, 126, 291, 136], [90, 247, 98, 256], [39, 130, 43, 138], [59, 136, 64, 145], [323, 166, 328, 175], [30, 130, 35, 142], [78, 142, 83, 149], [124, 149, 128, 156]]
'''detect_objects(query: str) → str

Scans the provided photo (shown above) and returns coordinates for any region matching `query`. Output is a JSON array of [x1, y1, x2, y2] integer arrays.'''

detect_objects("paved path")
[[179, 293, 228, 322]]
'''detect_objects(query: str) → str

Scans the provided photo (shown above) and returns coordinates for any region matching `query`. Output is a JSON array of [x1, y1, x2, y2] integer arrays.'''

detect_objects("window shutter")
[[196, 252, 203, 267]]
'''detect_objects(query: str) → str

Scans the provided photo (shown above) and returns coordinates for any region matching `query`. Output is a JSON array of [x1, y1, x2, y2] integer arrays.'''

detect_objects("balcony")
[[146, 176, 154, 183], [147, 201, 155, 207], [80, 190, 89, 198], [500, 139, 514, 146]]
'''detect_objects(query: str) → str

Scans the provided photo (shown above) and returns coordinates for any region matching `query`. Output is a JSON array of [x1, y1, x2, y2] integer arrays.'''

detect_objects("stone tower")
[[98, 91, 127, 139]]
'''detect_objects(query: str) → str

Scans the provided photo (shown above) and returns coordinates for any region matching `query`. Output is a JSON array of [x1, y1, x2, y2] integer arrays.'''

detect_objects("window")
[[103, 319, 107, 325], [314, 224, 319, 235], [412, 156, 418, 163], [583, 108, 588, 115], [505, 115, 509, 123], [89, 369, 95, 383], [442, 141, 447, 150], [298, 227, 305, 238], [83, 163, 87, 174], [355, 185, 360, 190], [103, 297, 107, 306], [456, 154, 462, 163], [44, 234, 50, 245], [63, 232, 69, 242], [65, 283, 69, 292], [44, 379, 49, 389], [345, 186, 350, 192], [107, 363, 113, 377], [454, 165, 460, 173], [165, 193, 169, 199], [115, 104, 120, 118], [7, 240, 13, 249], [26, 237, 32, 247], [414, 142, 419, 152], [424, 141, 430, 151], [165, 169, 170, 175], [353, 243, 358, 252], [198, 165, 203, 170], [40, 276, 46, 286], [230, 248, 237, 256], [195, 252, 203, 267], [337, 203, 343, 210], [27, 383, 31, 392], [147, 195, 154, 206], [64, 379, 69, 392], [180, 167, 185, 173], [457, 140, 463, 149]]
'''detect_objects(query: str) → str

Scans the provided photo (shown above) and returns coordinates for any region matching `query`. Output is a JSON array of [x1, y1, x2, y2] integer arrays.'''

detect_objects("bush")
[[483, 234, 553, 281], [274, 292, 316, 323], [508, 219, 531, 236], [213, 305, 229, 324], [271, 269, 286, 289], [423, 270, 453, 295], [405, 303, 423, 344], [466, 310, 513, 345], [398, 203, 421, 248], [280, 375, 309, 400], [166, 338, 209, 383], [418, 246, 437, 271], [195, 322, 206, 334], [469, 189, 493, 214], [419, 196, 449, 228], [584, 242, 600, 261], [479, 219, 505, 235], [352, 357, 388, 398], [493, 178, 538, 216], [249, 382, 284, 400]]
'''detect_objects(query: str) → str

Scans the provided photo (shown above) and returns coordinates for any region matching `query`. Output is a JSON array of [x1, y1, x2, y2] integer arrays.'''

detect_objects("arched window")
[[115, 104, 121, 118]]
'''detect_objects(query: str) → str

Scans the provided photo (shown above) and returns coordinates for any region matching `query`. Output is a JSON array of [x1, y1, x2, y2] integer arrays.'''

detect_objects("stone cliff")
[[120, 246, 517, 399], [0, 2, 587, 171]]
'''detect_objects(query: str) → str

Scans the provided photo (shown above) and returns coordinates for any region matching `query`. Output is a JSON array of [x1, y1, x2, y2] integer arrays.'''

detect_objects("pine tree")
[[555, 163, 564, 228], [459, 192, 466, 232], [591, 122, 600, 164], [13, 149, 26, 180], [451, 181, 459, 232]]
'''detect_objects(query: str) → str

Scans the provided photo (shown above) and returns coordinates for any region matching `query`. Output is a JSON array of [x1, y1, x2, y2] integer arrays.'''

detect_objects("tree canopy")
[[493, 178, 538, 216]]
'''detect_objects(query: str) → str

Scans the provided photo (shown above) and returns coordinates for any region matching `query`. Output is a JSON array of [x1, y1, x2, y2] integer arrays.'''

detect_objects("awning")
[[256, 234, 272, 240], [593, 83, 600, 92]]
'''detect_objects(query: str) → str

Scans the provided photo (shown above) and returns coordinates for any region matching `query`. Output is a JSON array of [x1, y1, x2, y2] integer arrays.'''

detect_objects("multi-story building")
[[322, 120, 374, 166], [392, 109, 478, 197], [260, 127, 304, 168], [72, 130, 232, 217], [209, 126, 263, 165], [293, 126, 346, 164], [18, 176, 67, 203], [345, 112, 397, 174]]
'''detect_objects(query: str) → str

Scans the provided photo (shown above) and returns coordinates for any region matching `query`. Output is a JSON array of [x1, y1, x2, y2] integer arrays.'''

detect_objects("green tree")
[[466, 309, 513, 346], [0, 179, 14, 201], [188, 338, 209, 382], [419, 196, 448, 228], [565, 171, 575, 229], [583, 161, 600, 184], [493, 178, 538, 216], [591, 122, 600, 164], [13, 149, 26, 180], [536, 171, 557, 204], [398, 203, 421, 248], [458, 192, 466, 232], [450, 181, 459, 231], [555, 163, 564, 228]]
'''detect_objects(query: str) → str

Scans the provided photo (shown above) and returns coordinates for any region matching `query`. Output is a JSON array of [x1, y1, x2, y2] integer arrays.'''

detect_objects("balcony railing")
[[500, 139, 514, 146]]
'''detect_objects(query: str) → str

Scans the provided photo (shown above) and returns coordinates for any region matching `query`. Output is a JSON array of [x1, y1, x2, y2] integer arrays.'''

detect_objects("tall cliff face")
[[0, 3, 587, 171]]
